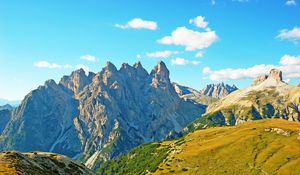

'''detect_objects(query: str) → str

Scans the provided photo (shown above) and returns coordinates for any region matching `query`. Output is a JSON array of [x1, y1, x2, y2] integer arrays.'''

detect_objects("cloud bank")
[[203, 54, 300, 80]]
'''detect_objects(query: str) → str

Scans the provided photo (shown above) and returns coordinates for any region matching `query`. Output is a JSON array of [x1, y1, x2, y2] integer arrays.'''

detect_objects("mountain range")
[[0, 61, 205, 170], [0, 61, 300, 175]]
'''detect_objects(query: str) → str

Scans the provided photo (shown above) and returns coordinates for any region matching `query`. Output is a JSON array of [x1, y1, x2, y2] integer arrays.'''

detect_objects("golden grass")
[[151, 119, 300, 175]]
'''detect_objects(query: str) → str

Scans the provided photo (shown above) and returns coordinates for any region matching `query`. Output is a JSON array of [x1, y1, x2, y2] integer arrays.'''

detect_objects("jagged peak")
[[269, 69, 283, 81], [104, 61, 117, 72], [200, 83, 238, 98], [133, 61, 142, 69], [74, 68, 86, 75], [44, 79, 57, 87], [150, 61, 169, 78], [120, 63, 133, 70], [203, 83, 237, 89]]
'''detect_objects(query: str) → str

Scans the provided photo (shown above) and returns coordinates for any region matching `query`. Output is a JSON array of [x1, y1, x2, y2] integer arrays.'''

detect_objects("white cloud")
[[277, 27, 300, 41], [158, 27, 218, 51], [146, 50, 179, 58], [286, 0, 296, 6], [189, 16, 210, 31], [171, 58, 189, 65], [136, 54, 142, 59], [171, 57, 200, 65], [195, 51, 204, 58], [34, 61, 60, 69], [280, 54, 300, 65], [80, 55, 97, 62], [203, 54, 300, 80], [76, 64, 90, 74], [115, 18, 157, 30], [191, 61, 201, 65], [34, 61, 72, 69]]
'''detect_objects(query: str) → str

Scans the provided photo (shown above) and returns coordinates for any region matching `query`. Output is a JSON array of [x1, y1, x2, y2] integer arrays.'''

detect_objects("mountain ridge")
[[185, 69, 300, 133]]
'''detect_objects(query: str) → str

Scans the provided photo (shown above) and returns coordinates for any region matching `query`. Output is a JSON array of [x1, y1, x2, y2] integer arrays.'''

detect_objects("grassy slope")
[[97, 143, 170, 175], [98, 119, 300, 175], [152, 119, 300, 175]]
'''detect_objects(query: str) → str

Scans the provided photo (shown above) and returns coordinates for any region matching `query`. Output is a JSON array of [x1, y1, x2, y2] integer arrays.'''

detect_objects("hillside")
[[0, 151, 94, 175], [186, 69, 300, 132], [97, 119, 300, 175]]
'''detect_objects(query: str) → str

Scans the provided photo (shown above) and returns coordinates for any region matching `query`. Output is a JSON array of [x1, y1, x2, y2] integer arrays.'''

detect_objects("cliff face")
[[0, 61, 205, 168]]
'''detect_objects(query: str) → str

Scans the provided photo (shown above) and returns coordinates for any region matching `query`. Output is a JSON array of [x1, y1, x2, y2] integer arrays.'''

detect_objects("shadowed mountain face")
[[0, 61, 205, 168], [0, 104, 13, 111]]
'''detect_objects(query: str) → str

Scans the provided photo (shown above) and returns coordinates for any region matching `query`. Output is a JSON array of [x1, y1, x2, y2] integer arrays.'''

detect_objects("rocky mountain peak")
[[44, 79, 57, 88], [133, 61, 148, 78], [150, 61, 169, 78], [252, 69, 284, 86], [133, 61, 142, 69], [76, 68, 86, 75], [269, 69, 283, 81], [200, 83, 238, 99], [59, 68, 91, 94], [104, 61, 118, 73]]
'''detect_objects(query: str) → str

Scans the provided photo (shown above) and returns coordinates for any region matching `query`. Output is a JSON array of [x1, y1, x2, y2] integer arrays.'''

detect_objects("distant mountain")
[[186, 69, 300, 132], [0, 99, 20, 107], [0, 151, 94, 175], [200, 83, 238, 99], [172, 82, 218, 105], [98, 119, 300, 175], [0, 104, 13, 111], [0, 61, 205, 169]]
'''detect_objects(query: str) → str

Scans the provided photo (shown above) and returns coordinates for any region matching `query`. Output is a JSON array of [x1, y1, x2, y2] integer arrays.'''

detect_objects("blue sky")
[[0, 0, 300, 100]]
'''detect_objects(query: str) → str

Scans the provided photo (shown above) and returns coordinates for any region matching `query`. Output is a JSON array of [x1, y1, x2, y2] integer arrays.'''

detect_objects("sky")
[[0, 0, 300, 101]]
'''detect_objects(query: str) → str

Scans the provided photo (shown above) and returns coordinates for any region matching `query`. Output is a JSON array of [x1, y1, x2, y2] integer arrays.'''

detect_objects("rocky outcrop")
[[252, 69, 284, 86], [252, 75, 268, 86], [270, 69, 283, 82], [200, 83, 238, 99], [0, 61, 205, 169], [0, 151, 94, 175]]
